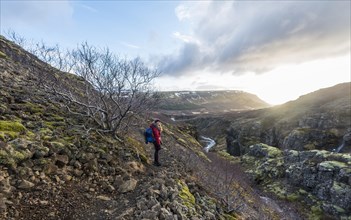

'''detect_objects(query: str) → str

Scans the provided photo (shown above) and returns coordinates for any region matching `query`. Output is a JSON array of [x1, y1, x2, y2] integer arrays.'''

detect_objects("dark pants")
[[153, 142, 161, 163]]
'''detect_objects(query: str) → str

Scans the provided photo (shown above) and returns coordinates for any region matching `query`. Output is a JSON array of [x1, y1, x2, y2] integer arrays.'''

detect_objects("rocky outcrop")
[[227, 113, 350, 155], [226, 83, 351, 154], [242, 143, 351, 218]]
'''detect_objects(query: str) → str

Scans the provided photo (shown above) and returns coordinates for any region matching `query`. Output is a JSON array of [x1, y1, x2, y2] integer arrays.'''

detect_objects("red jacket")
[[150, 123, 161, 145]]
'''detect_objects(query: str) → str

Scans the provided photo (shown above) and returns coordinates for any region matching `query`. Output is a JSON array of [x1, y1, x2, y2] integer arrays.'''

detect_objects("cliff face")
[[242, 143, 351, 218], [222, 84, 351, 218], [226, 83, 351, 155]]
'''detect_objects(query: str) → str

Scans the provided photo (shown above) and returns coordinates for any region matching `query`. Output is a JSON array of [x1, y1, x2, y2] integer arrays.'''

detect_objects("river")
[[200, 136, 216, 152]]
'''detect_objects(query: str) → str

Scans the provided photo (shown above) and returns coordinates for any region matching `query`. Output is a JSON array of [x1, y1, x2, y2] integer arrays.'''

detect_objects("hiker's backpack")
[[144, 127, 155, 144]]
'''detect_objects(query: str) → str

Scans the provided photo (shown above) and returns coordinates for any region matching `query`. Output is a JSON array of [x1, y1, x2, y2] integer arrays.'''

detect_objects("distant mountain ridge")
[[157, 90, 270, 114]]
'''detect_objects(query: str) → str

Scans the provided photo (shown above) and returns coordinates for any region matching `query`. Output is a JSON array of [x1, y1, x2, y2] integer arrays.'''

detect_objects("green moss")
[[299, 189, 308, 195], [288, 150, 299, 157], [309, 205, 322, 220], [266, 183, 286, 200], [24, 102, 44, 114], [313, 150, 330, 159], [221, 213, 238, 220], [39, 128, 53, 136], [0, 51, 6, 59], [0, 103, 7, 112], [241, 155, 256, 165], [44, 121, 65, 129], [177, 138, 188, 146], [0, 132, 4, 141], [0, 121, 26, 141], [319, 160, 347, 170], [0, 121, 26, 132], [218, 150, 240, 163], [46, 114, 65, 122], [265, 145, 282, 158], [26, 131, 36, 140], [125, 136, 148, 163], [13, 150, 26, 161], [304, 144, 316, 150], [286, 192, 299, 201], [332, 205, 345, 213], [0, 149, 8, 162], [178, 180, 196, 208], [50, 141, 65, 149]]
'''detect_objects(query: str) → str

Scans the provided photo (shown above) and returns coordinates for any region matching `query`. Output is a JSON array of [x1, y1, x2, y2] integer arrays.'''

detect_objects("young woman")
[[150, 119, 162, 166]]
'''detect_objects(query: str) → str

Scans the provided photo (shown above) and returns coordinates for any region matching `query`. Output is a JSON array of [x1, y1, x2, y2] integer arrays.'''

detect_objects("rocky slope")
[[242, 143, 351, 219], [184, 83, 351, 218], [157, 90, 270, 115], [0, 35, 295, 219]]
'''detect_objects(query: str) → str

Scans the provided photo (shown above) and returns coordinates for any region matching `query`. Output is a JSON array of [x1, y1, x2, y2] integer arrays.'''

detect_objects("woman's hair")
[[155, 121, 163, 132]]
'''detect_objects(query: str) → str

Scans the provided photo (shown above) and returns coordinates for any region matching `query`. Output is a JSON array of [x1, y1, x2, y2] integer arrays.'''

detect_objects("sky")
[[1, 0, 350, 105]]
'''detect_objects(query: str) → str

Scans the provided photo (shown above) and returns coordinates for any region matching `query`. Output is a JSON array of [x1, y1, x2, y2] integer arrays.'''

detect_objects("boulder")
[[159, 208, 173, 220], [43, 163, 58, 175], [119, 179, 137, 193], [96, 195, 111, 201], [17, 180, 34, 189], [55, 154, 69, 168]]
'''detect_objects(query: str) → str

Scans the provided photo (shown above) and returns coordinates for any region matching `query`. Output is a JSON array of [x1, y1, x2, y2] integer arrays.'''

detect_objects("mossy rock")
[[0, 131, 19, 141], [24, 102, 44, 114], [177, 138, 188, 147], [125, 137, 148, 163], [0, 147, 33, 167], [0, 121, 26, 132], [217, 150, 240, 163], [309, 205, 323, 220], [197, 151, 210, 162], [0, 104, 7, 114], [266, 182, 287, 200], [0, 121, 26, 141], [0, 51, 6, 59], [48, 141, 65, 151], [178, 180, 196, 208], [220, 213, 237, 220], [44, 113, 65, 122], [318, 160, 347, 171], [304, 144, 316, 150], [39, 128, 53, 136], [248, 143, 282, 158], [286, 192, 300, 201], [44, 121, 66, 129]]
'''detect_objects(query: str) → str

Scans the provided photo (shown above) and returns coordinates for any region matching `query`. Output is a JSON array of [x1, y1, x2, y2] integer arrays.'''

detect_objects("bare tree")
[[31, 41, 75, 72], [5, 30, 26, 47], [4, 32, 160, 139], [5, 30, 75, 72], [43, 42, 160, 139]]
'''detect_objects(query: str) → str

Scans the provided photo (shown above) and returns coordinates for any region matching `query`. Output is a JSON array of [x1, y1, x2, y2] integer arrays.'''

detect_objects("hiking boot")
[[153, 162, 161, 167]]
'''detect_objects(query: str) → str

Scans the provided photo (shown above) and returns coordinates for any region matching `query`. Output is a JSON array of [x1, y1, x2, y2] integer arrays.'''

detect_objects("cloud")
[[173, 32, 200, 44], [175, 5, 191, 21], [160, 1, 351, 76], [1, 1, 74, 28], [121, 42, 140, 49], [78, 3, 98, 13]]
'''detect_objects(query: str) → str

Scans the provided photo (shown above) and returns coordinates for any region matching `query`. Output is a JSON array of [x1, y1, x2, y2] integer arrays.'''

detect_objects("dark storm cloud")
[[160, 1, 350, 76]]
